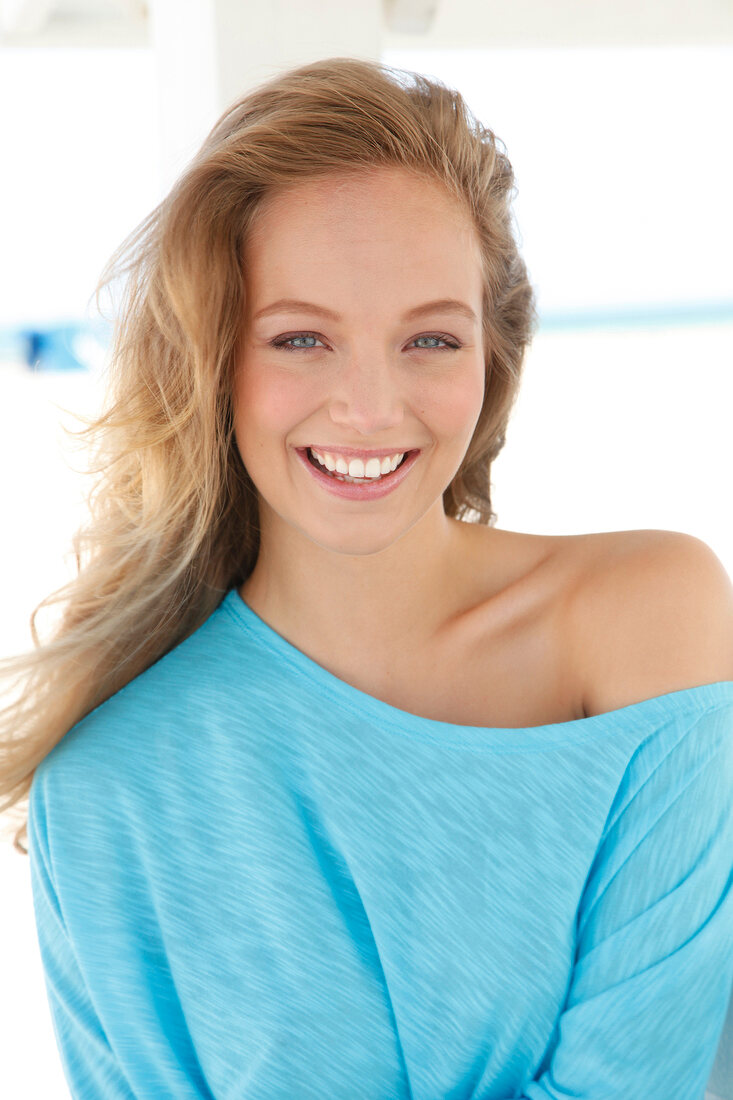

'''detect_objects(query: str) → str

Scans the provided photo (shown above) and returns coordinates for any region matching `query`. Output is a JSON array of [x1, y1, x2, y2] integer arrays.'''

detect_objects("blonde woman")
[[2, 56, 732, 1100]]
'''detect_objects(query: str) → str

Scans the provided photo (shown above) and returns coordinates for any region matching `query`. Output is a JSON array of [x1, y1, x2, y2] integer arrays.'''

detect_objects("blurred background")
[[1, 1, 731, 1096]]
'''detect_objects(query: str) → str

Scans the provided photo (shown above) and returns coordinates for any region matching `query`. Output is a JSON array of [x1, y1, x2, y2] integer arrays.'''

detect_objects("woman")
[[2, 56, 732, 1099]]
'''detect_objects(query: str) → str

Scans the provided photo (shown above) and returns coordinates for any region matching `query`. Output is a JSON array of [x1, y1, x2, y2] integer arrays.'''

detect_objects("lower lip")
[[295, 448, 421, 500]]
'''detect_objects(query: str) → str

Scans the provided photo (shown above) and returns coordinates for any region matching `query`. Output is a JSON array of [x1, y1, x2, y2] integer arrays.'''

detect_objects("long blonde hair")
[[0, 55, 536, 856]]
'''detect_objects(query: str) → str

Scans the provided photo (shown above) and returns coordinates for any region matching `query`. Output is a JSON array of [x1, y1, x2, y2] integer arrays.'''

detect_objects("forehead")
[[244, 167, 481, 289]]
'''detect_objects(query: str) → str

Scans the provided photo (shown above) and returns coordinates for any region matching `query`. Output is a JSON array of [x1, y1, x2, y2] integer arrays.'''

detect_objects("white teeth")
[[310, 448, 405, 479]]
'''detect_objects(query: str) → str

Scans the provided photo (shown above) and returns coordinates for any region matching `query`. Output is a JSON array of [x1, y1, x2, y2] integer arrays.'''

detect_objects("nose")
[[327, 353, 406, 437]]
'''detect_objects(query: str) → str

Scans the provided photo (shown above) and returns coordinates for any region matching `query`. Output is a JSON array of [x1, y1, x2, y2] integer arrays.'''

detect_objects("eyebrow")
[[252, 297, 479, 325]]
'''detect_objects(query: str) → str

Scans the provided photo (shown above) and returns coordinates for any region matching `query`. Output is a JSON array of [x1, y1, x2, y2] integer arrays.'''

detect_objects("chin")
[[303, 510, 427, 558], [307, 527, 406, 558]]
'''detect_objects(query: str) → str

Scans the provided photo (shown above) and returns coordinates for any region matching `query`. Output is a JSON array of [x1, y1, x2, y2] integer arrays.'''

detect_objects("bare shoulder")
[[565, 529, 733, 716]]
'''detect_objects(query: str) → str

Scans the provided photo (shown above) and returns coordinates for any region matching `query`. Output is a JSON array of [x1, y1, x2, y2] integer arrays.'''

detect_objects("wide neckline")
[[221, 588, 733, 751]]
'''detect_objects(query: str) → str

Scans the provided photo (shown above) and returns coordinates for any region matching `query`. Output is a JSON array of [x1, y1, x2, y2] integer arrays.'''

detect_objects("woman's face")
[[233, 166, 486, 556]]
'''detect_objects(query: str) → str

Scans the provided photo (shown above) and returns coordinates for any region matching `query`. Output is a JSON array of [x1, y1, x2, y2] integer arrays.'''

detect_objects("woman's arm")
[[519, 533, 733, 1099], [28, 755, 215, 1100], [520, 695, 733, 1098]]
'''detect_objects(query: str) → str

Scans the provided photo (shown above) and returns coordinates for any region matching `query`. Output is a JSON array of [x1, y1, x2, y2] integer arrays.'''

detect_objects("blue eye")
[[270, 332, 461, 352], [411, 334, 461, 350], [272, 333, 325, 351]]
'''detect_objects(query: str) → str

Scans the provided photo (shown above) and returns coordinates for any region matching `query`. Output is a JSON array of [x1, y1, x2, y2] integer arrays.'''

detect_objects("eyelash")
[[270, 332, 462, 353]]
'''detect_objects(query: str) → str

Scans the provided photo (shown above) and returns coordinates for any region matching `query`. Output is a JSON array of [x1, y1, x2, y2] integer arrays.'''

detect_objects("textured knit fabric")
[[28, 587, 733, 1100]]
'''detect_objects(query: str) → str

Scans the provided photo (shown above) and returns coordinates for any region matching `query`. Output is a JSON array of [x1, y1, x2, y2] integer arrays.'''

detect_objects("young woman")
[[2, 56, 732, 1100]]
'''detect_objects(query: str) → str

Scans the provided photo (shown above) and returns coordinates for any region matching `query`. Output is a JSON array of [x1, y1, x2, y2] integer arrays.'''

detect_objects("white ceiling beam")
[[383, 0, 733, 47], [0, 0, 147, 45], [0, 0, 56, 34], [2, 0, 732, 50], [383, 0, 439, 35]]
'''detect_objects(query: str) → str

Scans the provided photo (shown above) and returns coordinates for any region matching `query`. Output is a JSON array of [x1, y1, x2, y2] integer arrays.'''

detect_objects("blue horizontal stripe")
[[538, 300, 733, 332]]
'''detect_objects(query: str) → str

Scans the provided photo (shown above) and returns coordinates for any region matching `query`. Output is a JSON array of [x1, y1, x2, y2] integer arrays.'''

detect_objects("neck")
[[240, 501, 476, 659]]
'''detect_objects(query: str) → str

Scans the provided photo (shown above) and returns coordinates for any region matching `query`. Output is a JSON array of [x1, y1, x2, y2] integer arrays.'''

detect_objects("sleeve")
[[27, 755, 214, 1100], [519, 700, 733, 1100], [27, 779, 137, 1100]]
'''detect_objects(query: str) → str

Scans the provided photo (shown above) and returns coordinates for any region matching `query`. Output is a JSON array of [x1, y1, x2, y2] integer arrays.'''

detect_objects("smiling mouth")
[[305, 447, 411, 482]]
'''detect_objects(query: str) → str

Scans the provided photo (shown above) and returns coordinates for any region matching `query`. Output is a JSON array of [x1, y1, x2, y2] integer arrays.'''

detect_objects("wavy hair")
[[0, 55, 536, 855]]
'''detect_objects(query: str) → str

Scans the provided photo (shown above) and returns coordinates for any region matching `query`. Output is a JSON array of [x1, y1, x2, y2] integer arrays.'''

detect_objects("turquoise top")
[[28, 587, 733, 1099]]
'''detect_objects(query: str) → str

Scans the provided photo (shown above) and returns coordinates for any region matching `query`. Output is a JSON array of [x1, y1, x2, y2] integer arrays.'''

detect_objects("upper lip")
[[300, 445, 417, 459]]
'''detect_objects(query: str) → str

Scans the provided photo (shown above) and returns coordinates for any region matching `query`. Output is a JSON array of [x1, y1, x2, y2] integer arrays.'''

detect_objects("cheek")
[[234, 362, 312, 448], [418, 364, 485, 441]]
